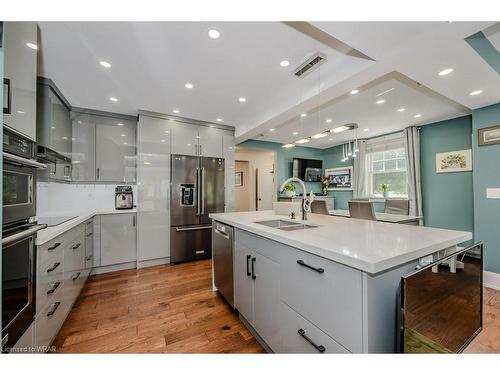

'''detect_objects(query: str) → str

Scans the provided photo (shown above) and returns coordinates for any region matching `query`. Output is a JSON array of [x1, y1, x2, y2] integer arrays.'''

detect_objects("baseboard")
[[137, 257, 170, 269], [484, 271, 500, 291], [90, 261, 137, 275]]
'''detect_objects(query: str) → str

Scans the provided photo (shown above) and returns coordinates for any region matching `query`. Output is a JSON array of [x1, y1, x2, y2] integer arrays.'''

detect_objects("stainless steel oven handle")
[[176, 225, 212, 232], [3, 151, 47, 169], [1, 224, 48, 246]]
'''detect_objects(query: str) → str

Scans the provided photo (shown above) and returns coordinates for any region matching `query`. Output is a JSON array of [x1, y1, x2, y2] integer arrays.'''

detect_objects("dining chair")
[[384, 199, 410, 215], [310, 200, 329, 215], [348, 201, 377, 221]]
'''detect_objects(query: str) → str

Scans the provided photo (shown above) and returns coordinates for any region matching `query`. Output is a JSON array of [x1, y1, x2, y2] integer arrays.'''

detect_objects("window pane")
[[372, 171, 408, 195], [397, 158, 406, 170], [384, 159, 397, 170], [373, 160, 384, 172], [372, 151, 383, 161], [385, 150, 398, 159], [396, 149, 406, 158]]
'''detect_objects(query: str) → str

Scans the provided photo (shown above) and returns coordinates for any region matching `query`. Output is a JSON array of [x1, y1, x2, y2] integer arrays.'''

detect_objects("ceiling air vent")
[[294, 52, 326, 78]]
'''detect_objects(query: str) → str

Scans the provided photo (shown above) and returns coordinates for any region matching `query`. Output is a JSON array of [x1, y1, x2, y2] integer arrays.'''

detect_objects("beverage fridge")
[[170, 154, 225, 263]]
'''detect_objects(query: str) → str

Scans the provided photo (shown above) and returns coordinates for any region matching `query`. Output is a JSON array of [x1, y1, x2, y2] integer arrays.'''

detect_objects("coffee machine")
[[115, 186, 134, 209]]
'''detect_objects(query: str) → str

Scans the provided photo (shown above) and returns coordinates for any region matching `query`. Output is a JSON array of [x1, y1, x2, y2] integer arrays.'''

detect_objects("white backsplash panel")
[[37, 182, 138, 217]]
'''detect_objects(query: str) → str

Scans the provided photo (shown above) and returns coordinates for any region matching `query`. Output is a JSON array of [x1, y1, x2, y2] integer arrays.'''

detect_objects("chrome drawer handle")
[[48, 242, 61, 251], [85, 255, 93, 261], [72, 272, 81, 281], [71, 243, 81, 250], [298, 329, 326, 353], [86, 232, 93, 237], [47, 302, 61, 317], [47, 281, 61, 295], [297, 260, 324, 274], [46, 262, 61, 273]]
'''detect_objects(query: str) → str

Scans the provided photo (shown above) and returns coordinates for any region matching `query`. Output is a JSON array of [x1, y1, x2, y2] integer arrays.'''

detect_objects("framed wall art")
[[478, 125, 500, 146], [436, 149, 472, 173], [325, 167, 353, 190]]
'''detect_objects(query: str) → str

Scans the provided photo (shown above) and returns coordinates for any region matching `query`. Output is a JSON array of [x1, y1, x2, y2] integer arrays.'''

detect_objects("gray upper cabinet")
[[71, 112, 96, 181], [170, 121, 224, 157], [95, 115, 137, 183], [3, 22, 38, 140], [170, 121, 199, 156]]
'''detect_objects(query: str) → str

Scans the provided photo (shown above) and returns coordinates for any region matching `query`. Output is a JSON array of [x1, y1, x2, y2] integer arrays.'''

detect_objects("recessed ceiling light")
[[438, 68, 453, 76], [469, 90, 483, 96], [51, 126, 55, 129], [239, 97, 246, 103], [123, 142, 128, 145], [397, 108, 406, 112], [185, 83, 193, 89], [99, 61, 111, 68], [109, 97, 118, 102], [282, 144, 295, 148], [376, 99, 385, 104], [280, 60, 290, 67], [269, 128, 275, 132], [16, 110, 25, 114], [414, 114, 422, 118], [208, 29, 220, 39], [331, 126, 349, 133], [144, 161, 151, 165], [292, 131, 299, 135], [62, 137, 68, 140], [216, 118, 223, 122], [329, 138, 333, 141], [117, 122, 124, 126], [173, 109, 180, 114], [311, 133, 328, 139], [363, 128, 369, 132], [121, 134, 126, 137], [26, 42, 38, 50], [295, 138, 310, 144], [300, 113, 307, 118], [164, 130, 169, 134], [325, 119, 332, 123], [161, 139, 166, 143], [350, 89, 359, 95]]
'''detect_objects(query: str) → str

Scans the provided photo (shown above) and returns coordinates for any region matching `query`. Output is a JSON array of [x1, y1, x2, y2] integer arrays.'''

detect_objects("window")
[[365, 136, 408, 198]]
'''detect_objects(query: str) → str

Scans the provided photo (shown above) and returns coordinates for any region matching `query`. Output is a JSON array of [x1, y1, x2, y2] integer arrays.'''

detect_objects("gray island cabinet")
[[210, 211, 472, 353]]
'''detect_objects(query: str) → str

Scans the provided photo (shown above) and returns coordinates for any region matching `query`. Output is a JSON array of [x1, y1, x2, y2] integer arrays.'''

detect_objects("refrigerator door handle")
[[196, 168, 201, 216], [201, 168, 205, 215]]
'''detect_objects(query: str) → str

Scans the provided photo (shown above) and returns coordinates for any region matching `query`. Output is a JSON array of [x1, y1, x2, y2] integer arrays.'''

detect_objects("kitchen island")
[[209, 210, 473, 353]]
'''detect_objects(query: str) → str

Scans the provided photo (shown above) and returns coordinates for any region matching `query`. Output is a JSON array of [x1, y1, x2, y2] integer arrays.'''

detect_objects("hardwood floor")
[[53, 258, 500, 354], [53, 259, 265, 353]]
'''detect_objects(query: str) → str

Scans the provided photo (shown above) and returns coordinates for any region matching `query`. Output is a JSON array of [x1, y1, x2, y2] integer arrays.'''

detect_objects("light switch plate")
[[486, 188, 500, 199]]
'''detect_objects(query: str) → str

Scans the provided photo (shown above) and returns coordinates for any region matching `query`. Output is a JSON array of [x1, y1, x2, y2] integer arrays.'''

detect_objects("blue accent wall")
[[472, 103, 500, 273], [420, 116, 474, 235]]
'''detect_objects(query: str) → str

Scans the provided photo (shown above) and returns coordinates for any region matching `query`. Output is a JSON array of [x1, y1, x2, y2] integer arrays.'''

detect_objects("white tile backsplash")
[[37, 182, 138, 217]]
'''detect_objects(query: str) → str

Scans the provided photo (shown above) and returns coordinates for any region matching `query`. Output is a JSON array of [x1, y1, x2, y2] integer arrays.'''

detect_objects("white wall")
[[37, 182, 137, 217]]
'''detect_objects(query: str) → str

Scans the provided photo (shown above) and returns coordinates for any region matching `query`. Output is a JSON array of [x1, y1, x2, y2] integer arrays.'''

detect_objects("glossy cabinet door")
[[170, 121, 199, 156], [137, 114, 171, 264], [95, 116, 137, 183], [253, 252, 281, 351], [100, 213, 137, 266], [234, 240, 254, 324], [3, 22, 38, 140], [223, 131, 235, 212], [71, 112, 96, 181], [198, 126, 223, 158]]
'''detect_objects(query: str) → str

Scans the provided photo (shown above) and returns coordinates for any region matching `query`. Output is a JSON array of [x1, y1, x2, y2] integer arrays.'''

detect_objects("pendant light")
[[348, 140, 352, 156]]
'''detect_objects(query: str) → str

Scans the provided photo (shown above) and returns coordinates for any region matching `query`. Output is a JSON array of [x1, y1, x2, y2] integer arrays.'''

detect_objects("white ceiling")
[[37, 21, 500, 149]]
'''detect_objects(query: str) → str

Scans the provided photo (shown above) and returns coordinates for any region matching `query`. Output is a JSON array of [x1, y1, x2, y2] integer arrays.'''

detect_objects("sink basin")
[[254, 220, 319, 231]]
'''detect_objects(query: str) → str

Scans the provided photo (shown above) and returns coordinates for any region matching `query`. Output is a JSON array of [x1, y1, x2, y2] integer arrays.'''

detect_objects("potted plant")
[[381, 183, 389, 198], [321, 176, 329, 195], [283, 183, 296, 197]]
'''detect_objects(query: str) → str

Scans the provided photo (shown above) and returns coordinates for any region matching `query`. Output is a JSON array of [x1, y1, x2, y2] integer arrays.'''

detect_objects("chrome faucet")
[[279, 177, 314, 221]]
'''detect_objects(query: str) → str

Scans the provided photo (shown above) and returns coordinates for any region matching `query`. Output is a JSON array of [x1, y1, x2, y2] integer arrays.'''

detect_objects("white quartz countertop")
[[209, 211, 472, 274], [36, 208, 137, 245]]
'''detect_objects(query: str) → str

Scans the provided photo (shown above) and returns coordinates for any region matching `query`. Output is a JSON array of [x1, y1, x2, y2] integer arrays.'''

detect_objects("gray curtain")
[[403, 126, 423, 218], [353, 139, 367, 199]]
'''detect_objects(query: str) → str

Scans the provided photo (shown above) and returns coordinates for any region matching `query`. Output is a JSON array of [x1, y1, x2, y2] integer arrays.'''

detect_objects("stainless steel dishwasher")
[[212, 221, 234, 308]]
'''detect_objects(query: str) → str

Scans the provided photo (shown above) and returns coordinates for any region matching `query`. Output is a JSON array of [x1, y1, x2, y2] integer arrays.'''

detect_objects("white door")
[[256, 167, 274, 211]]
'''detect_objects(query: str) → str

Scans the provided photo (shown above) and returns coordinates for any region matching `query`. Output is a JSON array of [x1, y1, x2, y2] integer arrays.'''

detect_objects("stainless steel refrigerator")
[[170, 154, 225, 263]]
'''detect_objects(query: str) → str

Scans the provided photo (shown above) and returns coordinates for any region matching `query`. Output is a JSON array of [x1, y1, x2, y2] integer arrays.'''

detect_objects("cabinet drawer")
[[37, 223, 85, 266], [63, 268, 86, 308], [64, 231, 85, 272], [37, 255, 64, 314], [280, 248, 363, 352], [85, 231, 94, 269], [35, 287, 66, 349], [279, 302, 349, 353]]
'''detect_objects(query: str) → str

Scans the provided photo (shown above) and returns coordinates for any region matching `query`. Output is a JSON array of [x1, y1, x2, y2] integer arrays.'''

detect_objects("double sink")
[[254, 219, 319, 231]]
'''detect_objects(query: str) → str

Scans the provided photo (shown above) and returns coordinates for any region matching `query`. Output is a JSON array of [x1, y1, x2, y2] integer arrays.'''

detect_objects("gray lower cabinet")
[[100, 213, 137, 266], [95, 115, 137, 183], [3, 22, 38, 140]]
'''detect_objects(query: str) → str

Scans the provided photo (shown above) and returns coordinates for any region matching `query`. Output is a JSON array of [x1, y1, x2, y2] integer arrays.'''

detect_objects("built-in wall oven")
[[2, 126, 47, 352]]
